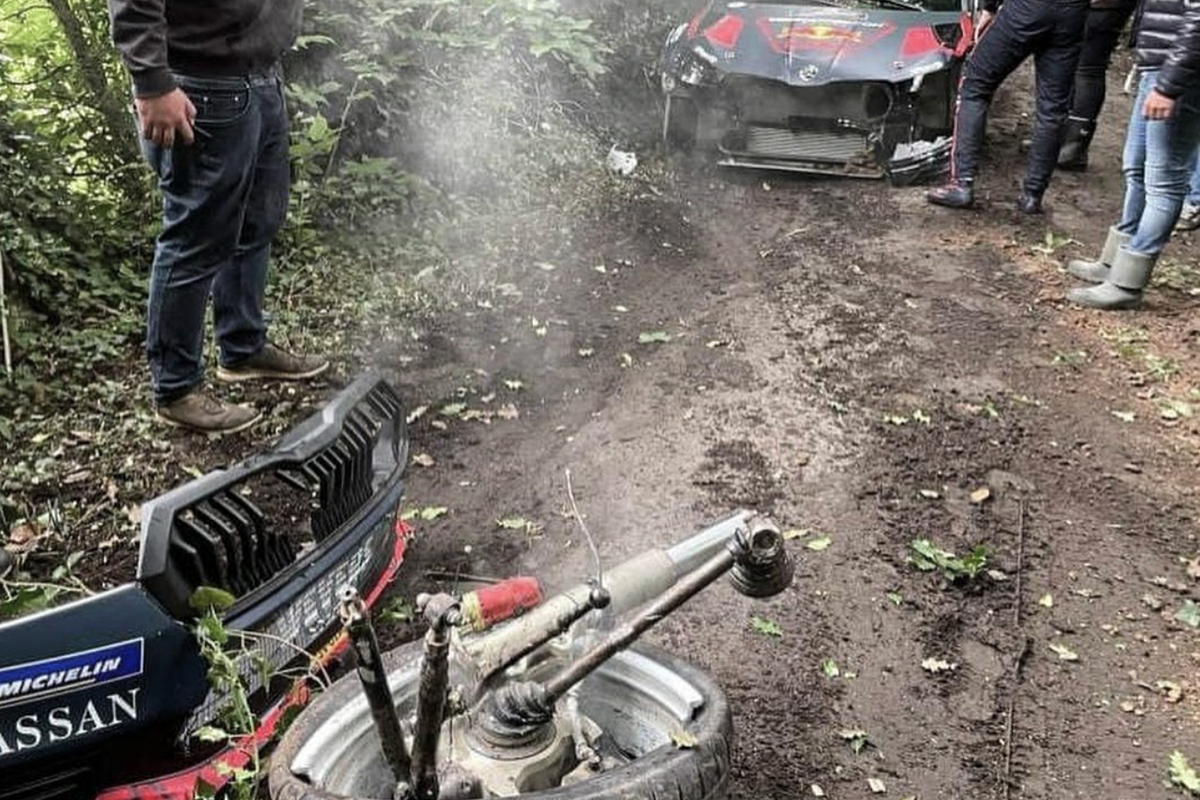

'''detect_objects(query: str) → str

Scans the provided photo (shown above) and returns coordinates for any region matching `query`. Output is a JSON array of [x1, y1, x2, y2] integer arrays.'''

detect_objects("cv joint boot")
[[1057, 118, 1095, 172], [1068, 227, 1130, 284], [1066, 248, 1156, 310]]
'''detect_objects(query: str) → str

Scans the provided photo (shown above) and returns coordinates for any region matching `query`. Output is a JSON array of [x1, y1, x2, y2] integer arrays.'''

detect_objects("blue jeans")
[[142, 67, 290, 404], [1117, 71, 1200, 256]]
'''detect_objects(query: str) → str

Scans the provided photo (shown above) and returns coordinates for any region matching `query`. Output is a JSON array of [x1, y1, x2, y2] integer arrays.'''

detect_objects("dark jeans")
[[951, 0, 1088, 194], [1068, 0, 1138, 124], [142, 66, 289, 404]]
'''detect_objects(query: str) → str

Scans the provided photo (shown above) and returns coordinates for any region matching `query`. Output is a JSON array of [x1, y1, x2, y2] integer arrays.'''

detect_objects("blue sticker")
[[0, 639, 143, 709]]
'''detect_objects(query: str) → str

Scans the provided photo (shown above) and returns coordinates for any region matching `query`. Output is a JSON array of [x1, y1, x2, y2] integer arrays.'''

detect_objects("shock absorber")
[[338, 586, 414, 799]]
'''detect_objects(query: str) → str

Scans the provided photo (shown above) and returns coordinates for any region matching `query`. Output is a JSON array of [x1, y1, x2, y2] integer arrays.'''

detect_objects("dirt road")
[[385, 47, 1200, 800]]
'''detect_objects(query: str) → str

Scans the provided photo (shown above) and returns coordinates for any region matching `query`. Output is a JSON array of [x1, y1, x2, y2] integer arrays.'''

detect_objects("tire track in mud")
[[748, 181, 1041, 800]]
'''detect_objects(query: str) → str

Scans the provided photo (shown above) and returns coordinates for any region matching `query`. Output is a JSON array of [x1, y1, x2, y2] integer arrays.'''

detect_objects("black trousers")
[[1068, 0, 1137, 124], [951, 0, 1088, 194]]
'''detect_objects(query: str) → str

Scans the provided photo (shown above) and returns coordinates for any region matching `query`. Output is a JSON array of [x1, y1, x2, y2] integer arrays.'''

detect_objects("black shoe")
[[926, 182, 975, 209], [1017, 192, 1043, 215], [1057, 118, 1094, 172]]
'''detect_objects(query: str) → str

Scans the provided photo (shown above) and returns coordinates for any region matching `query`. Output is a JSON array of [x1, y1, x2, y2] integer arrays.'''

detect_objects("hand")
[[135, 88, 196, 147], [1143, 88, 1176, 120], [975, 10, 995, 42]]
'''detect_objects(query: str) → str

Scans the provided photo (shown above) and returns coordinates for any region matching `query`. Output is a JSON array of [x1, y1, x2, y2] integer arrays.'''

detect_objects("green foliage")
[[1171, 751, 1200, 796], [192, 611, 261, 800], [0, 549, 89, 619], [908, 538, 988, 581]]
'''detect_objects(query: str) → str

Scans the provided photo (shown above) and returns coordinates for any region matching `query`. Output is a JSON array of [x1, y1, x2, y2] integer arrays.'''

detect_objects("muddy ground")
[[380, 61, 1200, 800], [7, 7, 1200, 799]]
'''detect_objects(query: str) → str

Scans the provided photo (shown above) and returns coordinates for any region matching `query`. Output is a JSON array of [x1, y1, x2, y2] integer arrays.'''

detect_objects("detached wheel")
[[269, 642, 733, 800], [663, 95, 699, 152]]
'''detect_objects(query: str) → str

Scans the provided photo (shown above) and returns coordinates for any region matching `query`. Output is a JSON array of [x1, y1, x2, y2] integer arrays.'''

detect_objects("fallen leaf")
[[919, 489, 940, 499], [810, 785, 825, 798], [7, 522, 38, 546], [401, 506, 448, 522], [749, 616, 783, 638], [970, 487, 991, 504], [1170, 751, 1200, 795], [412, 453, 436, 468], [439, 403, 466, 416], [782, 528, 809, 540], [670, 729, 697, 749], [921, 657, 959, 674], [1174, 600, 1200, 628], [1049, 642, 1079, 662], [638, 331, 671, 344], [839, 728, 871, 753], [868, 777, 887, 794], [1038, 593, 1054, 609], [496, 517, 543, 536], [1112, 409, 1136, 423], [1156, 680, 1184, 703], [821, 658, 840, 678], [807, 535, 832, 552]]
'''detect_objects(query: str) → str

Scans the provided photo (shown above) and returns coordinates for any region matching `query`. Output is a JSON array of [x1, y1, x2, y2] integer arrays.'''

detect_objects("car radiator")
[[742, 125, 871, 162]]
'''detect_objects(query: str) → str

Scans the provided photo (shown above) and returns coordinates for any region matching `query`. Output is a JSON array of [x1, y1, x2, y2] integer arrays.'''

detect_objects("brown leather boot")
[[156, 390, 261, 433], [217, 343, 330, 383]]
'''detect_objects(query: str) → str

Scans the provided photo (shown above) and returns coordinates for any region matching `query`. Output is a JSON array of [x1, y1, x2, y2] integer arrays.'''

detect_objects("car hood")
[[700, 3, 964, 86]]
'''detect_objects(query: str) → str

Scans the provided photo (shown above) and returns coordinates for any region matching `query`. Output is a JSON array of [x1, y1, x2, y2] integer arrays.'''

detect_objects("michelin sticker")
[[0, 640, 143, 757], [0, 639, 143, 709]]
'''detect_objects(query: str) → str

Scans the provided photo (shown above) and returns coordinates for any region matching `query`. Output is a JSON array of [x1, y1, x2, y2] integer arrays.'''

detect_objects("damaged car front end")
[[661, 0, 975, 184]]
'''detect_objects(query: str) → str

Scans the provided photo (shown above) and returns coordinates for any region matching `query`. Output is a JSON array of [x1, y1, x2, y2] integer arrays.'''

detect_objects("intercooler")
[[738, 125, 872, 162]]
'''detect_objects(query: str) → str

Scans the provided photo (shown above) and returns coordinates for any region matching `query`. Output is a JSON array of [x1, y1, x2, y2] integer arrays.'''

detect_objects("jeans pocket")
[[179, 82, 251, 127]]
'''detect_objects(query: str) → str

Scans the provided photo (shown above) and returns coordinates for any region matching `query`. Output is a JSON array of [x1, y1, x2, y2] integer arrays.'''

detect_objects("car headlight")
[[679, 47, 719, 87]]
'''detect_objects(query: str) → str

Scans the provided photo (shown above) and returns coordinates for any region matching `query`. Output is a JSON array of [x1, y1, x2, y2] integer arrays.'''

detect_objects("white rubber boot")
[[1068, 227, 1130, 284], [1067, 248, 1155, 310]]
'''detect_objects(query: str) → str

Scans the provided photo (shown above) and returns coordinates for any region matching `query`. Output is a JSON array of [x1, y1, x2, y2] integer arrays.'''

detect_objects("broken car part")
[[340, 586, 415, 796], [0, 373, 409, 800], [661, 1, 975, 183], [270, 511, 792, 798]]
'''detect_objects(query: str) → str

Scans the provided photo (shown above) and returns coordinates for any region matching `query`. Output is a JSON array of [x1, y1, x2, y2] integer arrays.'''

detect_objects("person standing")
[[926, 0, 1090, 213], [1055, 0, 1140, 170], [1066, 0, 1200, 309], [109, 0, 329, 433]]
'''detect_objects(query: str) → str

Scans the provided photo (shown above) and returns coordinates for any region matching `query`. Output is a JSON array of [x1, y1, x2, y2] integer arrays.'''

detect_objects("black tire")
[[269, 642, 733, 800], [663, 95, 699, 152]]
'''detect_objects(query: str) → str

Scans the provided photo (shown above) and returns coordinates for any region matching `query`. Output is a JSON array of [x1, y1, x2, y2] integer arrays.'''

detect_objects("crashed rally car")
[[0, 374, 409, 800], [661, 0, 976, 183]]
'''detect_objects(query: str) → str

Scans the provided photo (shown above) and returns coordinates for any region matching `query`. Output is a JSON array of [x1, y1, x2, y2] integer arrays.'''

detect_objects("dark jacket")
[[108, 0, 302, 98], [1134, 0, 1200, 97]]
